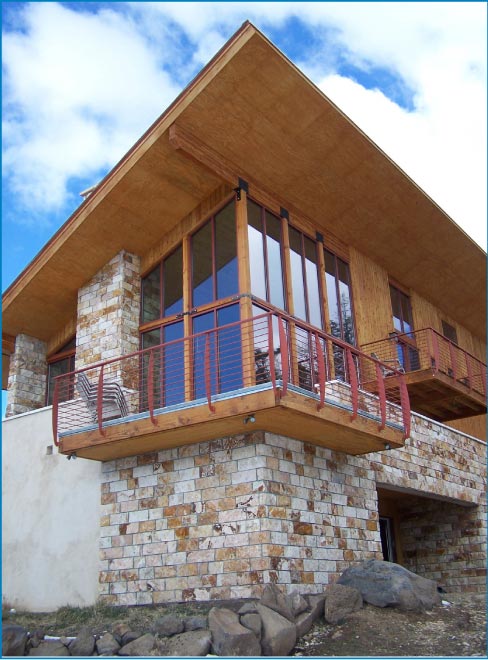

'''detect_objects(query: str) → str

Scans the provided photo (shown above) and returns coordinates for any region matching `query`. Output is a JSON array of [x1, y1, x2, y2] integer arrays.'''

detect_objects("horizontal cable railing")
[[361, 328, 486, 399], [53, 311, 411, 446]]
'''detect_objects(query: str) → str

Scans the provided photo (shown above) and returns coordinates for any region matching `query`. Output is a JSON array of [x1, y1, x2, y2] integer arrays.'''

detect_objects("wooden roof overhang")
[[3, 22, 486, 355]]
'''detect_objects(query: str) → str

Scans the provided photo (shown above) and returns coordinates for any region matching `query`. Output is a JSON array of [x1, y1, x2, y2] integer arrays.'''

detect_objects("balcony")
[[53, 311, 411, 461], [361, 328, 486, 422]]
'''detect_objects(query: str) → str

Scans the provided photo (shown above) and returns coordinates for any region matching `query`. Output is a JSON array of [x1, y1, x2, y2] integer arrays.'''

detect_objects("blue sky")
[[1, 2, 487, 411]]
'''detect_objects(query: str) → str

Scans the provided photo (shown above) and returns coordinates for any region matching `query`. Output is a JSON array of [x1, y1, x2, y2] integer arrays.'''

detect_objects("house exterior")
[[2, 23, 486, 611]]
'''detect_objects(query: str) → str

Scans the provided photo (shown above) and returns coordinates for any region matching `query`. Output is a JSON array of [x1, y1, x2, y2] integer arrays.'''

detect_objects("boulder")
[[240, 613, 262, 640], [260, 584, 295, 622], [238, 602, 258, 615], [121, 630, 142, 645], [28, 640, 69, 656], [158, 630, 212, 656], [209, 607, 261, 656], [337, 559, 442, 611], [184, 616, 208, 631], [287, 591, 309, 617], [3, 624, 28, 656], [295, 611, 315, 639], [305, 593, 327, 621], [118, 633, 156, 656], [324, 583, 363, 624], [69, 628, 96, 657], [151, 614, 185, 637], [96, 632, 120, 655], [256, 604, 297, 656]]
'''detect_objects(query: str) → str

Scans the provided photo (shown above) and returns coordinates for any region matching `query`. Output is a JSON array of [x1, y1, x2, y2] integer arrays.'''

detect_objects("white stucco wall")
[[2, 407, 101, 611]]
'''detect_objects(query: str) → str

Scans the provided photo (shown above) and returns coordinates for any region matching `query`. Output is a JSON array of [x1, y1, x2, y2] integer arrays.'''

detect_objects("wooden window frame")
[[46, 337, 76, 406]]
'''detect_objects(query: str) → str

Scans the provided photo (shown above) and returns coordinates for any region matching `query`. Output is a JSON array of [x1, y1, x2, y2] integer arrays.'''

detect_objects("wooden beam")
[[2, 333, 15, 356]]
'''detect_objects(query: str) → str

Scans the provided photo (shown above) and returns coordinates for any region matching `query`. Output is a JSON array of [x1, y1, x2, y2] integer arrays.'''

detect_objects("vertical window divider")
[[281, 214, 298, 386], [236, 189, 255, 388], [182, 236, 193, 402]]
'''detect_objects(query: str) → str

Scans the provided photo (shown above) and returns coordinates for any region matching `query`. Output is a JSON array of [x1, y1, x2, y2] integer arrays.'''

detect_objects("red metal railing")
[[362, 328, 486, 399], [53, 311, 411, 446]]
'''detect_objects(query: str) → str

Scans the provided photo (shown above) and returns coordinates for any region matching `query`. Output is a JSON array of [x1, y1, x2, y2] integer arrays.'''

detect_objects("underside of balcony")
[[58, 382, 405, 461]]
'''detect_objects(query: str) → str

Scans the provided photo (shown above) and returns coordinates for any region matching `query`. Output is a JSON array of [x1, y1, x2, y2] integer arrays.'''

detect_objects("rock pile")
[[2, 561, 442, 657]]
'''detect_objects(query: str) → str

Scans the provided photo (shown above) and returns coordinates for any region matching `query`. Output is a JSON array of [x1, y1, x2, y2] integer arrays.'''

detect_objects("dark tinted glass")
[[192, 222, 213, 306], [289, 227, 306, 321], [305, 237, 322, 328], [217, 304, 242, 392], [162, 321, 185, 406], [265, 212, 285, 310], [193, 312, 216, 399], [215, 202, 238, 299], [142, 265, 161, 322], [247, 202, 266, 300], [163, 246, 183, 317]]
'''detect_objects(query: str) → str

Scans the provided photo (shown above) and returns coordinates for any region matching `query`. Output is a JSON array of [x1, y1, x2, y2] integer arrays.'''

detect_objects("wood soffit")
[[2, 22, 486, 344]]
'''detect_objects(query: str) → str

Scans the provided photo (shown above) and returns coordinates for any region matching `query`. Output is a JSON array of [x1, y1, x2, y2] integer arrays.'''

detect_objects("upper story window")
[[46, 337, 76, 405], [288, 226, 322, 328], [389, 284, 414, 334], [192, 200, 237, 307], [141, 245, 183, 323], [442, 320, 458, 344], [247, 199, 286, 311], [324, 249, 356, 345]]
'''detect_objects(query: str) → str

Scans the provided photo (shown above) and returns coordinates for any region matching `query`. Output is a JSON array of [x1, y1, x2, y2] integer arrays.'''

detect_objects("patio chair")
[[76, 371, 129, 423], [371, 352, 405, 377]]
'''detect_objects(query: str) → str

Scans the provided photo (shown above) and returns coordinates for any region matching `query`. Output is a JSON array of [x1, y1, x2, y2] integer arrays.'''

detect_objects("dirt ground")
[[294, 592, 487, 657], [3, 591, 486, 657]]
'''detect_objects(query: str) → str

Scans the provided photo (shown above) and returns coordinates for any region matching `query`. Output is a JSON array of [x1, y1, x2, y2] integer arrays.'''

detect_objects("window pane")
[[141, 329, 162, 410], [47, 357, 71, 405], [389, 285, 403, 332], [265, 212, 285, 310], [217, 305, 242, 392], [163, 247, 183, 317], [192, 222, 213, 307], [193, 312, 216, 399], [442, 321, 458, 344], [325, 251, 341, 338], [162, 321, 184, 406], [248, 223, 266, 301], [289, 227, 306, 321], [400, 293, 413, 334], [142, 265, 161, 322], [339, 279, 355, 345], [215, 201, 238, 299], [304, 237, 322, 328]]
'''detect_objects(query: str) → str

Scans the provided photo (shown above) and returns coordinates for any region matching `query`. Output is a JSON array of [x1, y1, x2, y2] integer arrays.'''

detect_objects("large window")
[[389, 284, 419, 371], [192, 200, 238, 307], [46, 337, 76, 405], [288, 226, 322, 328], [247, 200, 286, 311], [141, 245, 183, 323], [140, 321, 185, 409], [324, 250, 355, 345]]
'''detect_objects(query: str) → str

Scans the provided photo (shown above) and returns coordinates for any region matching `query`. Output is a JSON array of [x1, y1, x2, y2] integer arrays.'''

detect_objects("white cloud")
[[2, 2, 486, 247]]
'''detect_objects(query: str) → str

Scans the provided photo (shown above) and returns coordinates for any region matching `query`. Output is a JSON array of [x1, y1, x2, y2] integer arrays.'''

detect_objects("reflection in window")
[[141, 321, 184, 410], [247, 200, 286, 311], [389, 285, 419, 371], [288, 227, 322, 328], [141, 245, 183, 323], [192, 304, 241, 399], [324, 250, 355, 345], [46, 337, 76, 405], [192, 200, 238, 307]]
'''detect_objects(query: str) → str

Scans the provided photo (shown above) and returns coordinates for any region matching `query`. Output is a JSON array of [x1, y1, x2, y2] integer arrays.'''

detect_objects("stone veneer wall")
[[98, 414, 486, 605], [6, 334, 47, 417], [76, 250, 141, 373], [398, 497, 486, 591]]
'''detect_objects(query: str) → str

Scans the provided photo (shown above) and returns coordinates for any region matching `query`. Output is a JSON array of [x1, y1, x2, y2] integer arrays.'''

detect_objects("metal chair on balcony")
[[371, 352, 405, 377], [76, 371, 129, 423]]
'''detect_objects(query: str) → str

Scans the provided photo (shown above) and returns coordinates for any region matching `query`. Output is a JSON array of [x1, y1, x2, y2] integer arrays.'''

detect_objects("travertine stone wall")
[[6, 334, 47, 417], [76, 251, 141, 373], [98, 414, 486, 605], [98, 431, 381, 606]]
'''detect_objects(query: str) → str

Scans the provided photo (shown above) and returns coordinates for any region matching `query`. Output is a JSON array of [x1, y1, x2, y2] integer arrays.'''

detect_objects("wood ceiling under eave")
[[176, 30, 486, 340], [3, 143, 222, 342]]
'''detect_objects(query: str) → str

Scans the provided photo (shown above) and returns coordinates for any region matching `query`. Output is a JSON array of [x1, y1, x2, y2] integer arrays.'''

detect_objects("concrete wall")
[[2, 407, 101, 611]]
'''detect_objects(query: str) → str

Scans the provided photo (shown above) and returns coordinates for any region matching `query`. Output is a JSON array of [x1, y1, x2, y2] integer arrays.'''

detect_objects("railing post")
[[278, 316, 289, 396], [205, 332, 216, 413], [430, 329, 440, 373], [147, 349, 158, 426], [267, 314, 277, 396], [399, 374, 411, 440], [314, 332, 326, 411], [346, 348, 359, 421], [52, 377, 60, 447], [375, 362, 387, 431], [97, 365, 106, 437]]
